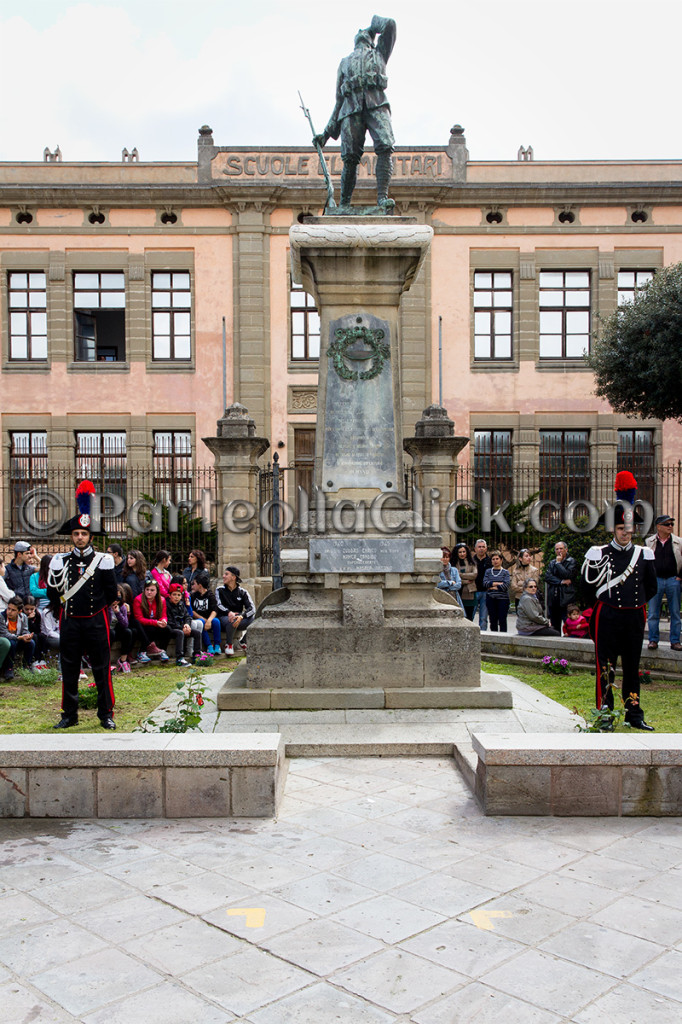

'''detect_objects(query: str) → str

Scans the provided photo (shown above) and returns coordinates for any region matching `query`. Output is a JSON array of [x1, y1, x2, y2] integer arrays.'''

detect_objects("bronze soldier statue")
[[314, 15, 396, 211]]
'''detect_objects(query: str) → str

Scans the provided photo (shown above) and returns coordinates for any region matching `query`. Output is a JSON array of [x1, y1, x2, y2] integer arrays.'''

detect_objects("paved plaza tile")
[[0, 980, 78, 1023], [262, 918, 384, 975], [573, 981, 682, 1023], [0, 754, 681, 1023], [330, 947, 465, 1013], [411, 981, 564, 1024]]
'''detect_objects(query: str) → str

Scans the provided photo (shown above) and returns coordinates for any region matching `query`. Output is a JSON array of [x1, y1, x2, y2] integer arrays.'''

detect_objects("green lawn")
[[2, 654, 678, 734], [0, 654, 243, 734], [482, 659, 682, 732]]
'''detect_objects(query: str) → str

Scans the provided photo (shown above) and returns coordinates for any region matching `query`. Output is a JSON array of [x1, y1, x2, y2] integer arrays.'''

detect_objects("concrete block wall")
[[472, 733, 682, 816], [0, 734, 286, 818]]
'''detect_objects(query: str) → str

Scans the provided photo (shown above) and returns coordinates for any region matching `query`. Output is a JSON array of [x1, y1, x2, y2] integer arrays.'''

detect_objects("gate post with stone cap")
[[404, 404, 470, 538], [203, 403, 269, 585]]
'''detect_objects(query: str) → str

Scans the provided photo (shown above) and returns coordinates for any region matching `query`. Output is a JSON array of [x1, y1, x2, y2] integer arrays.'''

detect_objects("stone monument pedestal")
[[218, 218, 511, 712], [219, 520, 510, 710]]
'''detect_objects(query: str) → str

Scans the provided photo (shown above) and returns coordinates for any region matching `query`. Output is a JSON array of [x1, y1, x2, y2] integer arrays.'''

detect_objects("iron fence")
[[0, 465, 217, 574], [3, 459, 680, 581], [447, 463, 682, 525]]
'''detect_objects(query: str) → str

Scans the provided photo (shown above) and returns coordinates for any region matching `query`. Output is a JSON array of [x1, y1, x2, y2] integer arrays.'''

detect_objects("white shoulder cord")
[[582, 551, 610, 589], [47, 561, 69, 594], [583, 546, 642, 598]]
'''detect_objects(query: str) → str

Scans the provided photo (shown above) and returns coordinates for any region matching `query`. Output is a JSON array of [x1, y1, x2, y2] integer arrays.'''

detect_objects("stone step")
[[281, 725, 462, 757], [217, 664, 513, 711], [452, 739, 477, 792]]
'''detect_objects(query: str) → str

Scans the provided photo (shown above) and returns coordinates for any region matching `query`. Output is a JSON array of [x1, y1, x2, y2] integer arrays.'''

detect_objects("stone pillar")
[[447, 125, 468, 183], [403, 405, 470, 529], [197, 125, 215, 184], [591, 415, 618, 511], [202, 403, 269, 584], [232, 206, 272, 440]]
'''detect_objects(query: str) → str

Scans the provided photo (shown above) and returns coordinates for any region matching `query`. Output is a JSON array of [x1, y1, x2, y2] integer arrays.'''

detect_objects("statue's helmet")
[[354, 28, 373, 47]]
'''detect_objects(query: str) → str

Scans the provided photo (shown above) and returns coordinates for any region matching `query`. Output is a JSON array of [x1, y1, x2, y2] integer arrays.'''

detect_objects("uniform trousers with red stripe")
[[589, 601, 645, 712], [60, 609, 114, 720]]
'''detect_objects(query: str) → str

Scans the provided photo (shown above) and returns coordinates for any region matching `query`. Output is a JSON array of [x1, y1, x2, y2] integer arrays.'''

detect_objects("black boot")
[[340, 163, 357, 207], [376, 152, 395, 212]]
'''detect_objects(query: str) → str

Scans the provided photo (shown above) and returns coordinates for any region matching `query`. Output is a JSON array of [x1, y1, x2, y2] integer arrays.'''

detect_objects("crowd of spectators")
[[0, 542, 255, 680], [439, 540, 593, 640]]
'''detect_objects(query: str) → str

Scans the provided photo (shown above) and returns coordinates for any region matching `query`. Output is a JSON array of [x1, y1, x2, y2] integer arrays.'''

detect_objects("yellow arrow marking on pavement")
[[226, 907, 266, 928], [468, 910, 513, 932]]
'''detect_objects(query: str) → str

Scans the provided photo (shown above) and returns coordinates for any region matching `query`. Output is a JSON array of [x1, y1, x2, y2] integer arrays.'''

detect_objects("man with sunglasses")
[[646, 515, 682, 651]]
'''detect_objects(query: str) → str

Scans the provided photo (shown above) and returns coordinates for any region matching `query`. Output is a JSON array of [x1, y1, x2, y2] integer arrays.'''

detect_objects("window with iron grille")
[[151, 272, 191, 360], [618, 429, 655, 506], [153, 431, 193, 505], [75, 432, 126, 529], [539, 270, 590, 359], [8, 272, 47, 360], [617, 269, 654, 305], [473, 430, 513, 505], [9, 432, 48, 531], [290, 282, 320, 360], [73, 272, 126, 362], [539, 430, 590, 507], [473, 271, 513, 359]]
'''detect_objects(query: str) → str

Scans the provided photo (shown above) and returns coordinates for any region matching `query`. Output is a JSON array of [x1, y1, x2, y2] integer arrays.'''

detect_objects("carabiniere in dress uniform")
[[581, 471, 657, 731], [47, 480, 118, 730]]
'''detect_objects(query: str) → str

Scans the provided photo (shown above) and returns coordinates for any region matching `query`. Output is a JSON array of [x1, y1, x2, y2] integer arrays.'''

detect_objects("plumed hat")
[[611, 470, 643, 527], [62, 480, 98, 535]]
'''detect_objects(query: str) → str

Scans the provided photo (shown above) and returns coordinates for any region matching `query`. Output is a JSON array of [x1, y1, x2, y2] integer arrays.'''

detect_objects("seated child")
[[111, 584, 134, 673], [0, 596, 36, 677], [171, 573, 204, 657], [41, 598, 61, 668], [563, 603, 590, 639], [166, 583, 195, 666], [24, 597, 46, 666], [190, 571, 221, 655]]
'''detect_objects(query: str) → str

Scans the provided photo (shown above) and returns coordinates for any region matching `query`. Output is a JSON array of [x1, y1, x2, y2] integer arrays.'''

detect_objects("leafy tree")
[[588, 262, 682, 421]]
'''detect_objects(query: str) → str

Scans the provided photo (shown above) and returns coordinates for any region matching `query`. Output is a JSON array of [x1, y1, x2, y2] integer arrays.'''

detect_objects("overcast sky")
[[1, 0, 680, 164]]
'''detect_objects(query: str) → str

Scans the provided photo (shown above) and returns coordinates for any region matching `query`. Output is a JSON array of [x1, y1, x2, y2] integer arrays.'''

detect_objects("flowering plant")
[[78, 680, 99, 709], [639, 669, 651, 685], [541, 655, 571, 675], [137, 668, 212, 733]]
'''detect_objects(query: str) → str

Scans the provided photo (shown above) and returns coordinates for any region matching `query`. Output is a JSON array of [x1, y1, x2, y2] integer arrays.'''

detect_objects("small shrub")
[[137, 669, 211, 733], [79, 682, 99, 709], [577, 704, 623, 733], [541, 655, 571, 675]]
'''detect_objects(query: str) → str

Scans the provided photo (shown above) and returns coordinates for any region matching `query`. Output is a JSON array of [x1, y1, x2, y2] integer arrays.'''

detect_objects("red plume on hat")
[[614, 470, 637, 506], [61, 479, 98, 535], [76, 479, 96, 516]]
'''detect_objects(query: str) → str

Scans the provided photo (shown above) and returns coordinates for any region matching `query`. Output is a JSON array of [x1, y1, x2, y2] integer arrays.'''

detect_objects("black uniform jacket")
[[582, 542, 657, 609], [47, 547, 117, 617]]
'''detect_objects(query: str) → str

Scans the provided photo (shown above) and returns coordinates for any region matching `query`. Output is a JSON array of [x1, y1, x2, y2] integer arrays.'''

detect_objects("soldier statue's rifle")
[[298, 91, 337, 211]]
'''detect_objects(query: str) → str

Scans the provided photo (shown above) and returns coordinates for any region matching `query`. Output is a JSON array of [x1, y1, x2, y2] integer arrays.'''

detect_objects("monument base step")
[[217, 663, 512, 711]]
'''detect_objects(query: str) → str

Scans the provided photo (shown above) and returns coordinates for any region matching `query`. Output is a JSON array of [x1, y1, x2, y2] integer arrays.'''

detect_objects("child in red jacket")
[[133, 579, 171, 661], [563, 603, 590, 639]]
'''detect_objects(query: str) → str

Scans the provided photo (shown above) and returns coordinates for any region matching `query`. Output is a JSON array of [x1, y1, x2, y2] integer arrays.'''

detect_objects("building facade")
[[1, 125, 681, 544]]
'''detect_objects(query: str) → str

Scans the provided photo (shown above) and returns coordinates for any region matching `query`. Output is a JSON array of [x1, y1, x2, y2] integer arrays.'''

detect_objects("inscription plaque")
[[309, 537, 414, 573], [321, 312, 397, 491]]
